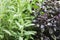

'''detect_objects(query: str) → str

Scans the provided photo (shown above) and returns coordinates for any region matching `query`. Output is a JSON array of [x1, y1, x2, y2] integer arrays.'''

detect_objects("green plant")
[[0, 0, 44, 40], [0, 0, 37, 40]]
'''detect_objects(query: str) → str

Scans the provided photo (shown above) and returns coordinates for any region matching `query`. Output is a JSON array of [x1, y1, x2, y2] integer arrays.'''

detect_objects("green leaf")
[[0, 35, 4, 39], [15, 21, 23, 30], [24, 31, 36, 36], [27, 4, 32, 13], [3, 29, 12, 35], [19, 37, 23, 40]]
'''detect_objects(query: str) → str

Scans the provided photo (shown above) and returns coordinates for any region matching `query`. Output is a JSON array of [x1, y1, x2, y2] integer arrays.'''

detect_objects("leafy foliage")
[[33, 0, 60, 40], [0, 0, 43, 40]]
